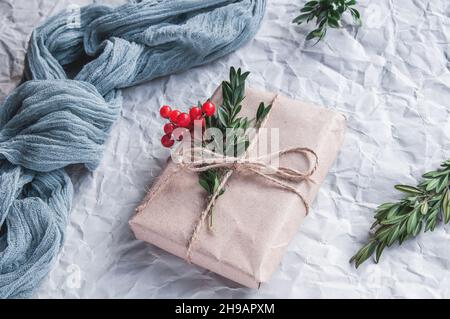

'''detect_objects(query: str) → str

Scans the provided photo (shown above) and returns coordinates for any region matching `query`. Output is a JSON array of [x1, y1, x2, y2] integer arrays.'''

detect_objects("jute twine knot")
[[174, 146, 318, 262]]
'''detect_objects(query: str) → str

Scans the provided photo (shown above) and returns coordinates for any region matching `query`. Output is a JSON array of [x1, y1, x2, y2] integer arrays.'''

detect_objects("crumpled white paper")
[[0, 0, 449, 298]]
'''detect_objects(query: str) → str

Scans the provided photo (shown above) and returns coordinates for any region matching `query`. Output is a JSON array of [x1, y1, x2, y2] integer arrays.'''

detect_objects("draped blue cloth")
[[0, 0, 266, 298]]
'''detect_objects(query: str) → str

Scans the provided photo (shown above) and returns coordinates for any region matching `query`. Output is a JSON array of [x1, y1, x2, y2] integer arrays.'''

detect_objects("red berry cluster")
[[159, 101, 216, 148]]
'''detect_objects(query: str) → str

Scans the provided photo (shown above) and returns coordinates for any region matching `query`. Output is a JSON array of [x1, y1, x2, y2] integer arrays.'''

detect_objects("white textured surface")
[[0, 0, 449, 298]]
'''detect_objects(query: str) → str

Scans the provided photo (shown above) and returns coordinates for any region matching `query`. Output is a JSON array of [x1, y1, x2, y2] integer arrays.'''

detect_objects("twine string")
[[180, 146, 318, 262]]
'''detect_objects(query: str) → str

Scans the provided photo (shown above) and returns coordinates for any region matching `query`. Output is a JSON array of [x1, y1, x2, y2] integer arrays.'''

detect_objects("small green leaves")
[[437, 174, 449, 193], [350, 241, 377, 268], [217, 107, 229, 128], [351, 159, 450, 268], [406, 208, 419, 234], [375, 241, 386, 263], [199, 177, 212, 194], [256, 102, 272, 124], [293, 13, 310, 24], [293, 0, 362, 42], [379, 213, 406, 226], [443, 190, 450, 223], [420, 201, 428, 215], [198, 67, 266, 218], [198, 170, 223, 196], [394, 185, 423, 195], [215, 68, 249, 131], [349, 7, 360, 22]]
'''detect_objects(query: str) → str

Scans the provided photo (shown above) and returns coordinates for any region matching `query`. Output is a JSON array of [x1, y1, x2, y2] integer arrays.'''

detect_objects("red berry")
[[163, 123, 175, 134], [189, 107, 202, 120], [160, 105, 172, 119], [202, 100, 215, 117], [177, 112, 191, 128], [169, 110, 181, 124], [161, 134, 174, 148]]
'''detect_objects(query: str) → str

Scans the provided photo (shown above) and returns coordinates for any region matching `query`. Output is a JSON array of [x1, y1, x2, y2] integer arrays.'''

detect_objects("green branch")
[[293, 0, 361, 42], [198, 67, 271, 227], [351, 159, 450, 268]]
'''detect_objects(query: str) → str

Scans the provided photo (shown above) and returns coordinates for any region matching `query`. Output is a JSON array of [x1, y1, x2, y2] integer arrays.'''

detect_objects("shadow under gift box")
[[130, 87, 346, 288]]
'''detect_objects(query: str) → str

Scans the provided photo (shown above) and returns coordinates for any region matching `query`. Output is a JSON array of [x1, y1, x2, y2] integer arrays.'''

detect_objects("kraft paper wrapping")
[[129, 87, 346, 288]]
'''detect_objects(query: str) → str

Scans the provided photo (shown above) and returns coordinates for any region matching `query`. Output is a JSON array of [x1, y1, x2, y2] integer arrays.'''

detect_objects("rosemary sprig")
[[293, 0, 361, 42], [198, 67, 271, 226], [351, 159, 450, 268]]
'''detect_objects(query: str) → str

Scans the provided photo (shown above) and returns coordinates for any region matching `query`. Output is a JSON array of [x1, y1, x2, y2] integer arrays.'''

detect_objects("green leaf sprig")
[[198, 67, 271, 227], [293, 0, 361, 42], [351, 159, 450, 268]]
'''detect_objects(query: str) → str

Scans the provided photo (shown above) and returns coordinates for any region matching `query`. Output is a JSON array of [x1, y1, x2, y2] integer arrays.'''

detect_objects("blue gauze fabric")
[[0, 0, 266, 298]]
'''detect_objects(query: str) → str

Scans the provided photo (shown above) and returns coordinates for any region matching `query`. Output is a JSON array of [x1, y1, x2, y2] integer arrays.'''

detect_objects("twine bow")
[[175, 146, 318, 262]]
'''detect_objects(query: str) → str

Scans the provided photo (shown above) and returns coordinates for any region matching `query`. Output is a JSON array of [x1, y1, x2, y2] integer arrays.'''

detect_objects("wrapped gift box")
[[130, 86, 346, 288]]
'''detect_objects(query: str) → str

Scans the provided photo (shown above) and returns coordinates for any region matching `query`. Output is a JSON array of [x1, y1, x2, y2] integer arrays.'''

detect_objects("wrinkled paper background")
[[0, 0, 449, 298]]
